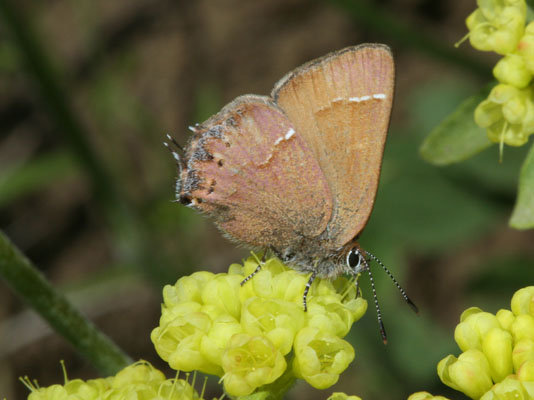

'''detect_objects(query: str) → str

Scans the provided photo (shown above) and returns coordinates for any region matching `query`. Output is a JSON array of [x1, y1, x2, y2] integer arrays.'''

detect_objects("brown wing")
[[180, 95, 333, 250], [272, 44, 394, 249]]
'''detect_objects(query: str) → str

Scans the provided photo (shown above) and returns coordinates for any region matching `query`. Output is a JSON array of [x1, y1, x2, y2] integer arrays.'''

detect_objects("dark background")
[[1, 0, 533, 399]]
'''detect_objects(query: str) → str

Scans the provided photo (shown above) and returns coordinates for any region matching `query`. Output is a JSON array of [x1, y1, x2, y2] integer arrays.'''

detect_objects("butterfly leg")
[[240, 249, 269, 286], [303, 271, 317, 312]]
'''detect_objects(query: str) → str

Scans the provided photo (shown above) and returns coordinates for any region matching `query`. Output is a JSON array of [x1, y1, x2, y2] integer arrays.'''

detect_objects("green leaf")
[[419, 84, 495, 166], [510, 142, 534, 229]]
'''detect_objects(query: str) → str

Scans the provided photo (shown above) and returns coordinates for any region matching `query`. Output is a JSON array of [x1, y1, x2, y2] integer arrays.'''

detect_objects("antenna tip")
[[379, 321, 388, 345], [407, 298, 419, 314]]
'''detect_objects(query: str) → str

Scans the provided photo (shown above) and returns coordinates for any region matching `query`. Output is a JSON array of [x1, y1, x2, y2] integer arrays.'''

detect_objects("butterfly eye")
[[346, 249, 362, 271]]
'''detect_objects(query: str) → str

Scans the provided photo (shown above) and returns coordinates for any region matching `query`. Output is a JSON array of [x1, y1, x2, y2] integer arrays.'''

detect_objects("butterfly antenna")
[[164, 134, 186, 157], [366, 264, 388, 344], [164, 134, 187, 196], [364, 250, 419, 314]]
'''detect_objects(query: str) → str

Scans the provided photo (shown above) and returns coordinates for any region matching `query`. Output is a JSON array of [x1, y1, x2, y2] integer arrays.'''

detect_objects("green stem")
[[327, 0, 492, 79], [260, 367, 297, 400], [0, 230, 132, 375]]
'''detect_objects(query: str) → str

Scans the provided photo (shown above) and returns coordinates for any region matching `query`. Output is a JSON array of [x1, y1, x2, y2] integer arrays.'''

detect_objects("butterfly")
[[166, 44, 417, 343]]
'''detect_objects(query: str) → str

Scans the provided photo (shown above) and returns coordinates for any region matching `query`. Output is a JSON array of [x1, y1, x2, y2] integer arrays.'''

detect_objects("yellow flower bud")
[[293, 327, 355, 389], [518, 359, 534, 381], [344, 297, 368, 323], [67, 379, 110, 400], [313, 275, 350, 298], [112, 361, 165, 386], [170, 271, 216, 305], [172, 333, 223, 376], [201, 274, 243, 320], [437, 350, 493, 399], [199, 303, 227, 322], [480, 375, 531, 400], [513, 339, 534, 372], [466, 0, 527, 55], [493, 53, 532, 88], [482, 327, 514, 382], [110, 361, 202, 400], [307, 297, 367, 338], [221, 333, 286, 397], [239, 258, 304, 304], [502, 93, 529, 124], [151, 311, 222, 376], [228, 262, 244, 275], [306, 302, 344, 336], [454, 309, 500, 351], [271, 269, 309, 304], [511, 286, 534, 316], [408, 392, 451, 400], [241, 297, 305, 355], [200, 314, 243, 367], [460, 307, 485, 320], [496, 309, 516, 331], [28, 384, 70, 400], [327, 392, 363, 400], [475, 84, 534, 147], [523, 381, 534, 397], [475, 96, 503, 127], [163, 301, 203, 322], [511, 314, 534, 342], [518, 22, 534, 74]]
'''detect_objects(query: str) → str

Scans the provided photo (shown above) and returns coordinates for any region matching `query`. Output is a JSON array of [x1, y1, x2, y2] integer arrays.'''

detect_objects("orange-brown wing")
[[272, 44, 394, 248], [180, 95, 332, 250]]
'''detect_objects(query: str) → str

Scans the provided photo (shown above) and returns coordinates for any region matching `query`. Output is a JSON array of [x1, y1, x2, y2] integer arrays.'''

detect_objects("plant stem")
[[0, 230, 132, 375]]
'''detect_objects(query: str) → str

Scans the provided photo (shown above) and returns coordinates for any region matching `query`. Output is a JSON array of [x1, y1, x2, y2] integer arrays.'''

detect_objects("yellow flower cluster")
[[465, 0, 534, 149], [436, 286, 534, 399], [151, 256, 367, 396], [25, 361, 203, 400], [466, 0, 526, 55]]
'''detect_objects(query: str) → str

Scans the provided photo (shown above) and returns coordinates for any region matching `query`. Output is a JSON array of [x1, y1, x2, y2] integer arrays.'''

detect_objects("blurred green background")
[[0, 0, 533, 399]]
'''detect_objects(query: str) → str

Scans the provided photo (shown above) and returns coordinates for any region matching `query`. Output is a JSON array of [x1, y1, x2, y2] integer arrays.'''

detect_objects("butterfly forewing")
[[272, 44, 394, 248], [182, 95, 333, 250]]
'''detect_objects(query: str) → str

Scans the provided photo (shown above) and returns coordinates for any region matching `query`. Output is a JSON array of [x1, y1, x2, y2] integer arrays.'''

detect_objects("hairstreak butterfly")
[[166, 43, 417, 343]]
